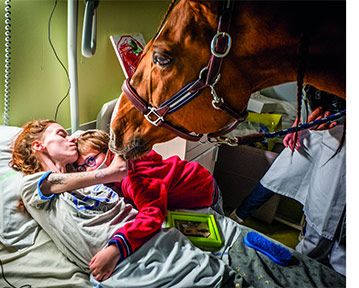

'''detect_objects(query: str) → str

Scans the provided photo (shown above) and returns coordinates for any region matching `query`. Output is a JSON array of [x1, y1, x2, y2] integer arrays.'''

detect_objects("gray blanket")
[[92, 209, 345, 288]]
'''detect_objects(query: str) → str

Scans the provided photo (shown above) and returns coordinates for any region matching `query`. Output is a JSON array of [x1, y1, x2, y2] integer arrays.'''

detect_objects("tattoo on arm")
[[95, 170, 106, 179], [43, 170, 110, 195], [47, 171, 93, 185], [47, 174, 67, 185]]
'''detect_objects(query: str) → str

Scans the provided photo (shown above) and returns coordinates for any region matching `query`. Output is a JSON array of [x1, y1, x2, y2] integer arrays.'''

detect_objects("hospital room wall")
[[0, 0, 168, 128]]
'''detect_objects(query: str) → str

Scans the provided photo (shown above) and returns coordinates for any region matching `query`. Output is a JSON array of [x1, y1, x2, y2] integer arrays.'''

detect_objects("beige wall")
[[0, 0, 168, 128]]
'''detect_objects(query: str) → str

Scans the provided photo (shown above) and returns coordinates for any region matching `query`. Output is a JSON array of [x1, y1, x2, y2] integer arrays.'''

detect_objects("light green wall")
[[0, 0, 168, 128]]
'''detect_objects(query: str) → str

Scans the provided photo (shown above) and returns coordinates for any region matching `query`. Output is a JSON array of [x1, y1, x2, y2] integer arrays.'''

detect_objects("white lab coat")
[[260, 124, 346, 275]]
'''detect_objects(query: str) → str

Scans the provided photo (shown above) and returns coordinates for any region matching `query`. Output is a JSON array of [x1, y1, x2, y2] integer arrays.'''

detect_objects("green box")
[[166, 211, 223, 251]]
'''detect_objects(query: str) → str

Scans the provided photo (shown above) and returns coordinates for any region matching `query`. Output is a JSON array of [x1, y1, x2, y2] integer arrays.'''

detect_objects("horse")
[[110, 0, 345, 159]]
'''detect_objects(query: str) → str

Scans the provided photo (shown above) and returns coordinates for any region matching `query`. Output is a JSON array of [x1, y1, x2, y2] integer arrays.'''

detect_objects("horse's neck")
[[230, 4, 300, 92], [229, 2, 345, 97]]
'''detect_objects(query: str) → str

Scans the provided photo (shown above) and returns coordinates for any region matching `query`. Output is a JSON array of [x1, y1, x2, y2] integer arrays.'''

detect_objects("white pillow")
[[0, 125, 39, 248]]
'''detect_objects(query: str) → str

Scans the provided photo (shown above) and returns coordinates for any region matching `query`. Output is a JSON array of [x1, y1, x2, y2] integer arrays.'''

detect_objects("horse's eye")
[[153, 52, 172, 67]]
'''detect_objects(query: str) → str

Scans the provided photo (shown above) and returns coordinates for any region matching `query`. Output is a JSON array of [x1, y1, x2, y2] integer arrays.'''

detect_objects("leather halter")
[[121, 0, 248, 142]]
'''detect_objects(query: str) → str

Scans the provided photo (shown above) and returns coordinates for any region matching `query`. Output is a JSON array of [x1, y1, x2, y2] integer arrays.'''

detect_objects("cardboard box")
[[247, 97, 277, 113]]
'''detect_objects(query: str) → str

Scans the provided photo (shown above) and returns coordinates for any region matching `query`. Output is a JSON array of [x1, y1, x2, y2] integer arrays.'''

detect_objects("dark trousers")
[[235, 183, 274, 219]]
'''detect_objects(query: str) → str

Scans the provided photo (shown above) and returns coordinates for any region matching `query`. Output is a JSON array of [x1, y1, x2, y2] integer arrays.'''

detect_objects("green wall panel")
[[0, 0, 168, 128]]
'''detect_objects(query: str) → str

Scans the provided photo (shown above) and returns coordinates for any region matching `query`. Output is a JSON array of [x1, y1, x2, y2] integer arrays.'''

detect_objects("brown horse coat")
[[111, 0, 345, 159]]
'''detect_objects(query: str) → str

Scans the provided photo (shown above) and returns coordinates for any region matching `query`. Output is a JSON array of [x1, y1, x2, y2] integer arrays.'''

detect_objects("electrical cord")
[[48, 0, 71, 121], [1, 1, 30, 286], [3, 0, 11, 125]]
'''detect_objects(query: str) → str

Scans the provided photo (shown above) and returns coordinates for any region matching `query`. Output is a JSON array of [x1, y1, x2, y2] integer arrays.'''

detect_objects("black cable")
[[0, 258, 31, 288], [48, 0, 71, 121]]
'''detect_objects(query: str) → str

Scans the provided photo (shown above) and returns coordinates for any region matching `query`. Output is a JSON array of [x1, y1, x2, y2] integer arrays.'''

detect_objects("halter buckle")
[[144, 107, 164, 126], [211, 32, 232, 58]]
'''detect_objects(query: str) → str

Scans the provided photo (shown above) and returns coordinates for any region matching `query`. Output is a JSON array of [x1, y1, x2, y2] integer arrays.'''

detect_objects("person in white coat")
[[230, 87, 346, 275]]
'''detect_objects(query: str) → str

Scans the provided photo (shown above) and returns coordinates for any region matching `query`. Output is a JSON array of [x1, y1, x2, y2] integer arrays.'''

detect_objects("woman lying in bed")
[[11, 119, 224, 282], [4, 120, 346, 288]]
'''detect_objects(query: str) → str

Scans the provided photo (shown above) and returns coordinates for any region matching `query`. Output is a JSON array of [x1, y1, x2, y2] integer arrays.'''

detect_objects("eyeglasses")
[[75, 152, 102, 172]]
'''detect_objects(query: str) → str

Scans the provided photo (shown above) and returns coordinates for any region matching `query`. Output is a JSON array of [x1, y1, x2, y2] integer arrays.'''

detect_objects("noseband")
[[122, 0, 248, 142]]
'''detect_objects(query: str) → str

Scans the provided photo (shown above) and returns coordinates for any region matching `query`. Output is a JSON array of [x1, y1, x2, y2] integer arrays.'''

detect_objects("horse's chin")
[[109, 137, 150, 160]]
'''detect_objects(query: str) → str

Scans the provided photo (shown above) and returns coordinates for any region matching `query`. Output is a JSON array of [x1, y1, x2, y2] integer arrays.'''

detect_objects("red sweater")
[[109, 150, 215, 262]]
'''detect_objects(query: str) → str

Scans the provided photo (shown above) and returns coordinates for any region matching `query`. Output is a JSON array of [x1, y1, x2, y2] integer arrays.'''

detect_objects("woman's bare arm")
[[40, 155, 127, 195]]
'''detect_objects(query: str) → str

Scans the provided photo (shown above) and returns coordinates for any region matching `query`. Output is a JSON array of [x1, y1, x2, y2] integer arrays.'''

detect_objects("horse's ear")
[[188, 0, 218, 18]]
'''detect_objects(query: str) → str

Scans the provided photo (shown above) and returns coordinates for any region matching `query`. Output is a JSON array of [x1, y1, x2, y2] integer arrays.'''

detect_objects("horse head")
[[110, 0, 252, 159], [110, 0, 345, 159]]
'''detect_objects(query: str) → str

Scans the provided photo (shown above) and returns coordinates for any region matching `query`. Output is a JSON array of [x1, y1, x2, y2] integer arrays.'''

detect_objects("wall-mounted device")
[[82, 0, 99, 58]]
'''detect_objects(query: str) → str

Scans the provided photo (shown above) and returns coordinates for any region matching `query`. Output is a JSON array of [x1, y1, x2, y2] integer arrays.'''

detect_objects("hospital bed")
[[0, 120, 345, 287]]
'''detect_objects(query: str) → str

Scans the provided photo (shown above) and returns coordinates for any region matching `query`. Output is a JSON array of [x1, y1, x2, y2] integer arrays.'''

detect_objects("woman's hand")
[[104, 154, 128, 182], [283, 107, 337, 150], [306, 107, 337, 130], [283, 117, 303, 150], [89, 245, 121, 282]]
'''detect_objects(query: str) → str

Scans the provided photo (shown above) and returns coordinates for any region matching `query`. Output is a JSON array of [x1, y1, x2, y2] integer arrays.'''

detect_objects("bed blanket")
[[0, 229, 91, 287], [228, 225, 345, 288], [92, 209, 345, 288], [91, 208, 243, 288]]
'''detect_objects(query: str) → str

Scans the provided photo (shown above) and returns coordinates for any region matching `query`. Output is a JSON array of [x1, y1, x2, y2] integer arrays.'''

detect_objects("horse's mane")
[[292, 32, 309, 151]]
